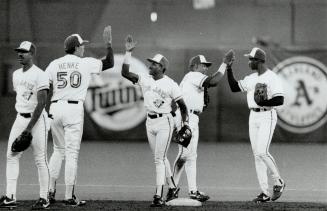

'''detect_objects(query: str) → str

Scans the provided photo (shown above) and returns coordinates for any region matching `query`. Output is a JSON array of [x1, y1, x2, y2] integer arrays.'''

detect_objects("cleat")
[[31, 198, 50, 210], [252, 192, 270, 203], [166, 187, 180, 202], [48, 190, 56, 204], [189, 190, 210, 202], [271, 181, 286, 201], [64, 195, 86, 207], [150, 195, 165, 207], [0, 195, 17, 208]]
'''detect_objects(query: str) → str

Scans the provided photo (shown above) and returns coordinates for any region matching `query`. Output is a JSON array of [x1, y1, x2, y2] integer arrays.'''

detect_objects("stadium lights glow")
[[150, 12, 157, 22]]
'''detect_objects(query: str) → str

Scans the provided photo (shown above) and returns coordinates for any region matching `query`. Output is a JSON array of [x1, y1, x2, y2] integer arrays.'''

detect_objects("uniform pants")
[[172, 113, 199, 192], [249, 109, 282, 195], [48, 101, 84, 193], [146, 114, 174, 189], [6, 112, 50, 200]]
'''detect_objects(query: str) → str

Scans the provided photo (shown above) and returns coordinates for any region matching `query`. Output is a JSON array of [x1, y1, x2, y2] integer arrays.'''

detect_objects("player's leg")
[[249, 112, 270, 202], [30, 112, 51, 209], [2, 115, 24, 207], [48, 104, 65, 200], [172, 145, 186, 186], [256, 111, 285, 201]]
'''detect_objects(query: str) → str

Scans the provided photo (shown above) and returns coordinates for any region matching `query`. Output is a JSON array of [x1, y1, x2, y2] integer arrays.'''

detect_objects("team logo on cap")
[[85, 54, 147, 131], [273, 56, 327, 133]]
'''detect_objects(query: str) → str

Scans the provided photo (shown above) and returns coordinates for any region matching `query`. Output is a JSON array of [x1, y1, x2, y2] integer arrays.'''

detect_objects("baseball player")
[[0, 41, 50, 209], [121, 35, 189, 207], [46, 26, 114, 206], [168, 52, 234, 202], [226, 47, 286, 202]]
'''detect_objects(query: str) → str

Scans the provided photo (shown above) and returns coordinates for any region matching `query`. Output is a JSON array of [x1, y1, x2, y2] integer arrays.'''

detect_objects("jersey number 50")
[[57, 71, 82, 89]]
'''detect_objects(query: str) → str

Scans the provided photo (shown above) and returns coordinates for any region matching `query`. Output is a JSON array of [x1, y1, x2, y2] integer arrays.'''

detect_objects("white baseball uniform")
[[136, 73, 182, 190], [7, 65, 50, 200], [238, 69, 284, 195], [46, 54, 102, 199], [172, 71, 207, 192]]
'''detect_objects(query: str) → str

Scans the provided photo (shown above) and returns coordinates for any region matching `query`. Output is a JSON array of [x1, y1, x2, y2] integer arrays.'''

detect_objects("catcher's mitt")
[[172, 124, 192, 148], [11, 130, 33, 152], [254, 83, 268, 106]]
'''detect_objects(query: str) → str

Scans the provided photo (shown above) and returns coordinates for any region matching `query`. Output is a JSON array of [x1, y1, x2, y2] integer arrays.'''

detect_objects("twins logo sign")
[[85, 54, 147, 131], [273, 56, 327, 133]]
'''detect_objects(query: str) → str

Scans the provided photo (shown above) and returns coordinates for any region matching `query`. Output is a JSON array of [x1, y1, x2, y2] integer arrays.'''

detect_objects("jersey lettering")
[[57, 71, 82, 89]]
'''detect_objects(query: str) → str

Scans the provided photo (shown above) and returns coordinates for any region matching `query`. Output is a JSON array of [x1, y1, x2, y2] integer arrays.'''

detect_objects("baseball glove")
[[254, 83, 268, 106], [171, 124, 192, 148], [11, 130, 33, 152]]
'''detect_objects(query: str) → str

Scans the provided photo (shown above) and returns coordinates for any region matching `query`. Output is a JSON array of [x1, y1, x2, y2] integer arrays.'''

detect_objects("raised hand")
[[103, 25, 112, 45], [125, 35, 137, 52], [223, 49, 235, 67]]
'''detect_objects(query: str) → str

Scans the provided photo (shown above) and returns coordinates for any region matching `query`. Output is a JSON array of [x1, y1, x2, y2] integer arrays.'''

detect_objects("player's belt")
[[52, 100, 79, 104], [20, 113, 32, 118], [148, 113, 163, 119], [189, 109, 201, 116], [251, 108, 271, 112]]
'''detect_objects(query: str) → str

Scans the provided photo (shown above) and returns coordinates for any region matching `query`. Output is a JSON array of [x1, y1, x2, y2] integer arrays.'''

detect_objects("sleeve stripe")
[[199, 75, 208, 87], [174, 95, 183, 101], [272, 93, 284, 97], [238, 81, 245, 92], [37, 85, 49, 91]]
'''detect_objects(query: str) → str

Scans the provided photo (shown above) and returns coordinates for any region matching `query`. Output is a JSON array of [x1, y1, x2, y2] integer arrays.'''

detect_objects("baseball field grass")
[[1, 141, 327, 210]]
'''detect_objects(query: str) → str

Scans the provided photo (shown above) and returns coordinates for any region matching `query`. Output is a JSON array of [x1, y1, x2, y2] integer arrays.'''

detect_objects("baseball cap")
[[147, 54, 169, 70], [64, 34, 89, 51], [244, 47, 266, 62], [189, 55, 212, 68], [15, 41, 36, 54]]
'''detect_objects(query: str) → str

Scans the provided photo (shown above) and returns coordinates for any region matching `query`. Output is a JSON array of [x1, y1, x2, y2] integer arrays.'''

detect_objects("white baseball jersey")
[[180, 71, 208, 112], [13, 65, 49, 113], [137, 73, 182, 114], [238, 69, 284, 108], [46, 54, 102, 101]]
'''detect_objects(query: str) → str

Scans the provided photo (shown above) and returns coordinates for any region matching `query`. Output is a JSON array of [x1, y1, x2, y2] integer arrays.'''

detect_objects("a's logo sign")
[[273, 56, 327, 133], [85, 54, 148, 131]]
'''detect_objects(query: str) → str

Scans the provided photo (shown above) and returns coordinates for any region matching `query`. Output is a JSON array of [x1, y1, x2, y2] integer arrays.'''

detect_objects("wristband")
[[124, 51, 131, 65], [217, 63, 227, 75]]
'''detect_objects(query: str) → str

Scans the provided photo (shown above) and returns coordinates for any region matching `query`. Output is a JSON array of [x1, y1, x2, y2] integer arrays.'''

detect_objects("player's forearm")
[[122, 52, 138, 84], [176, 99, 189, 124], [259, 96, 284, 107], [203, 63, 226, 88], [101, 44, 114, 70], [227, 67, 241, 92], [25, 100, 46, 132]]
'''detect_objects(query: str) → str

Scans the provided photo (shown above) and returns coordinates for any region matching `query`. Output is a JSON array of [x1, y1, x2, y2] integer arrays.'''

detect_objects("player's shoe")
[[271, 180, 286, 201], [252, 192, 271, 203], [31, 198, 50, 210], [150, 195, 165, 207], [0, 195, 17, 208], [166, 187, 180, 202], [189, 190, 210, 202], [48, 190, 56, 204], [64, 195, 86, 207]]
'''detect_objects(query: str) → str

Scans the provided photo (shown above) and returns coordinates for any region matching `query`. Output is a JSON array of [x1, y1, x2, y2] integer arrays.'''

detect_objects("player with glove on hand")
[[0, 41, 51, 210], [168, 50, 234, 203], [226, 47, 286, 203]]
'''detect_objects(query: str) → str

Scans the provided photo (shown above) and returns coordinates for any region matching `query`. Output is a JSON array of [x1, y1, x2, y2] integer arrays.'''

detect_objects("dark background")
[[0, 0, 326, 142]]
